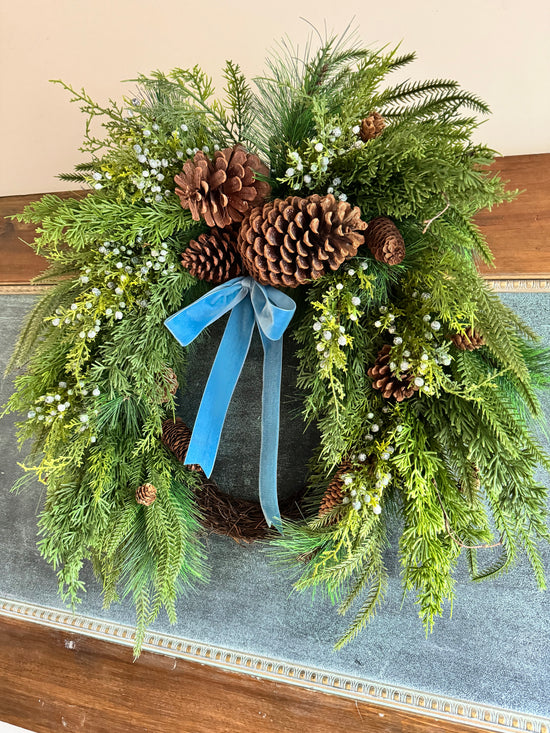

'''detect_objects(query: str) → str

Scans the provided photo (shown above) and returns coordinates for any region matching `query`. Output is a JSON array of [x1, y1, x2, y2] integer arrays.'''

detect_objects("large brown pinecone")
[[158, 368, 179, 404], [368, 345, 419, 402], [174, 145, 271, 228], [364, 216, 406, 266], [319, 460, 352, 517], [236, 194, 368, 288], [450, 327, 485, 351], [181, 229, 243, 284], [360, 112, 386, 142], [135, 483, 157, 506]]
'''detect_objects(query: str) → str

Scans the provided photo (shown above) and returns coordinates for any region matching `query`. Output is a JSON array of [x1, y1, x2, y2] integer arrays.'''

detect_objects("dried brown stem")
[[422, 194, 451, 234]]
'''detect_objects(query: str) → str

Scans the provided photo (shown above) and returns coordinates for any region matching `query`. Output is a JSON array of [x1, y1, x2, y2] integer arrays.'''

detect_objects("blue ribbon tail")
[[184, 298, 255, 476], [259, 332, 284, 531]]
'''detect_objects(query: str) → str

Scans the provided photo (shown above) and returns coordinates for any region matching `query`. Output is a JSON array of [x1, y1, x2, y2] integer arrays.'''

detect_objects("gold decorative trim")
[[0, 284, 52, 294], [2, 279, 550, 295], [487, 279, 550, 292], [0, 598, 547, 733]]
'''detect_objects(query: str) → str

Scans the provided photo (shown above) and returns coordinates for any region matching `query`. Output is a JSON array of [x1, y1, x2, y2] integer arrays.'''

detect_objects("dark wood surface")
[[0, 153, 548, 285], [0, 615, 492, 733], [0, 191, 85, 285], [475, 153, 550, 277]]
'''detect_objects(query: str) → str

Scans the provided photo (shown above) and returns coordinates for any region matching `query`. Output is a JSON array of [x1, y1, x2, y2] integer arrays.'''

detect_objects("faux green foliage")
[[4, 24, 550, 652]]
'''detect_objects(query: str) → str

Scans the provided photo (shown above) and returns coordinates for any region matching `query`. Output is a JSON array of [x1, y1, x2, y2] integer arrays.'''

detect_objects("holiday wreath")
[[5, 27, 550, 653]]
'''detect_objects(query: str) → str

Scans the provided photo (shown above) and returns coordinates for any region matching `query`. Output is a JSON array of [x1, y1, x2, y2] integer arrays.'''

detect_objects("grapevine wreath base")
[[161, 417, 306, 542], [6, 25, 550, 655]]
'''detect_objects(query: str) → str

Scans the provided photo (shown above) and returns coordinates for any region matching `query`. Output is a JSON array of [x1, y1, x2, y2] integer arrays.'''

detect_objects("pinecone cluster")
[[175, 143, 404, 289], [175, 145, 270, 228], [237, 194, 367, 288], [181, 229, 243, 284], [319, 460, 352, 517], [135, 483, 157, 506], [450, 328, 485, 351], [364, 216, 406, 266], [368, 344, 420, 402], [359, 112, 386, 142]]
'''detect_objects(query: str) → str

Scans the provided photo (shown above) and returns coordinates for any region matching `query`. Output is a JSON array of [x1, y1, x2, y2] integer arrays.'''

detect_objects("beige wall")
[[1, 0, 549, 196]]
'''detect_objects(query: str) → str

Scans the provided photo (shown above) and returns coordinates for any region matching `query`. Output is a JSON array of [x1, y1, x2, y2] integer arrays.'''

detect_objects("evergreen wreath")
[[5, 25, 550, 654]]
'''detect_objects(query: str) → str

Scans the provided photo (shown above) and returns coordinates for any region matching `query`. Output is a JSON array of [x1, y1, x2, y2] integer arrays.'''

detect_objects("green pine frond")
[[16, 194, 195, 253], [223, 60, 255, 142], [469, 546, 510, 582], [5, 279, 77, 372], [373, 78, 461, 109], [334, 569, 388, 650], [383, 89, 490, 121]]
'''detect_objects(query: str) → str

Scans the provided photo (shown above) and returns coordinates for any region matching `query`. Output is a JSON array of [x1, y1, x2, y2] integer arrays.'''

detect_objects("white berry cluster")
[[371, 293, 453, 396], [27, 382, 72, 424], [364, 411, 381, 443], [26, 380, 100, 442], [49, 238, 176, 345], [282, 142, 335, 191], [313, 315, 350, 364], [100, 237, 175, 280], [338, 413, 403, 515], [311, 274, 368, 374], [340, 454, 391, 516], [86, 112, 203, 202], [50, 285, 104, 340], [326, 176, 347, 201], [130, 143, 173, 203], [279, 122, 365, 193]]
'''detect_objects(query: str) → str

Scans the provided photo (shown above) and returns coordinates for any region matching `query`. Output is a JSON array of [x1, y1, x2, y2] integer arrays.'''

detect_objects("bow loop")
[[250, 282, 296, 342], [165, 277, 248, 346]]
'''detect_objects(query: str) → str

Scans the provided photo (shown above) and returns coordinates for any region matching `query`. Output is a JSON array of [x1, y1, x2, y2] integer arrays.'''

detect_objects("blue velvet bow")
[[164, 276, 296, 530]]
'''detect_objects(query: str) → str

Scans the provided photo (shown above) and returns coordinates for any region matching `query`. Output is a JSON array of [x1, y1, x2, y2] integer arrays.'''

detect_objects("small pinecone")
[[319, 460, 352, 517], [174, 145, 271, 229], [236, 194, 368, 288], [450, 327, 485, 351], [181, 229, 243, 284], [364, 216, 405, 266], [161, 417, 203, 471], [368, 345, 419, 402], [359, 112, 386, 142], [161, 417, 192, 462], [136, 483, 157, 506], [158, 368, 179, 404]]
